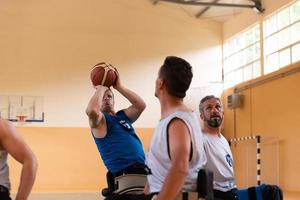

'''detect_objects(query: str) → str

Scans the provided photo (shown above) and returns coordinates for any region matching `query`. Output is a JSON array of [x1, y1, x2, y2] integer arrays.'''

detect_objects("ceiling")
[[152, 0, 264, 22]]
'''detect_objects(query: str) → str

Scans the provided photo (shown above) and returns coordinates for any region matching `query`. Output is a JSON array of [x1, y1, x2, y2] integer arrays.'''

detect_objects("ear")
[[157, 78, 164, 89], [200, 112, 204, 120]]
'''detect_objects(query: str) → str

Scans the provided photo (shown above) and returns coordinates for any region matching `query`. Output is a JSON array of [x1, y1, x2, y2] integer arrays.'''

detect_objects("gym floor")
[[11, 193, 101, 200]]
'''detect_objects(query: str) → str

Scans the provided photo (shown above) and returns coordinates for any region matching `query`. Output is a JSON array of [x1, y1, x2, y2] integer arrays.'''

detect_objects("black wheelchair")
[[102, 164, 151, 196], [102, 168, 215, 200]]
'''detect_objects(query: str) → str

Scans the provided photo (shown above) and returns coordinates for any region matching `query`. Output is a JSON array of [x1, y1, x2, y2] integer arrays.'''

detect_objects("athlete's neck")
[[159, 96, 191, 120], [203, 126, 222, 137]]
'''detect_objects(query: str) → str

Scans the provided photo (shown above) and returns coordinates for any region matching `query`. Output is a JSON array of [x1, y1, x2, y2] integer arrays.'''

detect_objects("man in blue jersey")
[[86, 68, 147, 196]]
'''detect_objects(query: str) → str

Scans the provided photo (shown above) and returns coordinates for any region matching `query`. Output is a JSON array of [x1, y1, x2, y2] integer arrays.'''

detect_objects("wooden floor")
[[284, 191, 300, 200], [11, 193, 102, 200], [11, 191, 299, 200]]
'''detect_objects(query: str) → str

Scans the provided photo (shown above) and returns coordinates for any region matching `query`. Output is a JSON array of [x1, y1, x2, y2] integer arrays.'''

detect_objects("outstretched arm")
[[113, 70, 146, 122], [155, 119, 191, 200], [86, 85, 108, 138], [0, 119, 38, 200]]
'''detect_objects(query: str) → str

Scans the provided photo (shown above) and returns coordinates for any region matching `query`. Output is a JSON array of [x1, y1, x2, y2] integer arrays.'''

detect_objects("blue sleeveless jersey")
[[92, 110, 145, 173]]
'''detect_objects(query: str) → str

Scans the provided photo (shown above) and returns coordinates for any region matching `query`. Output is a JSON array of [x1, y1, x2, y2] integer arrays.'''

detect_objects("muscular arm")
[[85, 85, 108, 138], [0, 119, 38, 200], [156, 119, 191, 200], [113, 71, 146, 122]]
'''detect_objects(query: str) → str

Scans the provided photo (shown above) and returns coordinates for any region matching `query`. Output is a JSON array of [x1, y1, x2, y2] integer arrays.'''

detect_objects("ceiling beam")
[[195, 0, 220, 18], [155, 0, 264, 13], [153, 0, 160, 5]]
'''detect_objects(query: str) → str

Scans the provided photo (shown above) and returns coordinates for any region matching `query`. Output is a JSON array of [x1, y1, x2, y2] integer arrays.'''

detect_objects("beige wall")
[[223, 62, 300, 192], [0, 0, 222, 128], [9, 127, 154, 192]]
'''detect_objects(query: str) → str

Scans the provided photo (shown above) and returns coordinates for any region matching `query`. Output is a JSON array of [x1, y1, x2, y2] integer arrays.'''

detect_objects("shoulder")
[[220, 135, 231, 146], [0, 119, 18, 147], [0, 118, 12, 136], [202, 133, 211, 144], [166, 113, 196, 137], [220, 134, 227, 140], [171, 111, 195, 118], [116, 110, 124, 116], [170, 112, 201, 133], [165, 113, 191, 134], [202, 133, 217, 144], [202, 132, 209, 139], [116, 110, 132, 122], [167, 111, 197, 124], [168, 117, 188, 128]]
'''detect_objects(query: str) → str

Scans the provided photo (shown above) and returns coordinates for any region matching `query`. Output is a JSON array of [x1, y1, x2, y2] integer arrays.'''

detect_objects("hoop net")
[[16, 115, 27, 126]]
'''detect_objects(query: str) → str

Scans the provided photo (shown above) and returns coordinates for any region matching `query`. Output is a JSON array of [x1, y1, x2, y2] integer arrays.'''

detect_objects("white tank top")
[[203, 133, 236, 191], [0, 149, 10, 189], [146, 111, 206, 193]]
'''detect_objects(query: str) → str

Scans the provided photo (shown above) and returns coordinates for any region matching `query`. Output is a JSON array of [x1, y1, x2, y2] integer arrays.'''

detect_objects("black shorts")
[[214, 189, 238, 200], [0, 185, 11, 200]]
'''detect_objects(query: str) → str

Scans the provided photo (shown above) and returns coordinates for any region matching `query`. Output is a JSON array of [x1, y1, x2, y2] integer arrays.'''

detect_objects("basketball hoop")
[[16, 115, 27, 126]]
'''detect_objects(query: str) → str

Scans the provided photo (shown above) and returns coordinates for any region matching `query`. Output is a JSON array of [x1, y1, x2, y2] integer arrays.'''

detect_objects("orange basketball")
[[90, 62, 117, 87]]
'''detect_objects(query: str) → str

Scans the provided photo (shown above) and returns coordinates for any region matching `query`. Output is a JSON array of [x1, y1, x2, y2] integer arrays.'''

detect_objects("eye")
[[205, 106, 212, 111]]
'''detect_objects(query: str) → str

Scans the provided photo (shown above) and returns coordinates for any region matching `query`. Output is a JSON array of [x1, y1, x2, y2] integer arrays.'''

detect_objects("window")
[[264, 1, 300, 74], [223, 25, 261, 88], [222, 1, 300, 89]]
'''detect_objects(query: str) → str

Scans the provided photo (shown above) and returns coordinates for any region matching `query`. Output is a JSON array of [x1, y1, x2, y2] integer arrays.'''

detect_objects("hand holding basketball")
[[90, 62, 118, 87], [112, 68, 121, 90]]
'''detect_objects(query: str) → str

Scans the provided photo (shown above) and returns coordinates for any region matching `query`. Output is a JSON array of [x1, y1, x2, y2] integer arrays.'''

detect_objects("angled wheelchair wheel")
[[117, 186, 145, 195]]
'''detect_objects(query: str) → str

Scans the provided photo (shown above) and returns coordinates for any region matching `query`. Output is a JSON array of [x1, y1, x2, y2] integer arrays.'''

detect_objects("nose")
[[211, 107, 219, 114], [103, 98, 110, 103], [104, 96, 110, 100]]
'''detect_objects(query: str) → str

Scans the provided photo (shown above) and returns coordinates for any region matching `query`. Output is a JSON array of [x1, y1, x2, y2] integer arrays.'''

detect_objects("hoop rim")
[[16, 115, 28, 122]]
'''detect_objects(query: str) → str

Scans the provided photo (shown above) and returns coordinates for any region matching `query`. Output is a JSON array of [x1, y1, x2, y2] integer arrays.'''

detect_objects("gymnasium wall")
[[222, 0, 300, 194], [0, 0, 222, 193], [0, 0, 222, 128], [223, 62, 300, 192], [9, 127, 154, 192]]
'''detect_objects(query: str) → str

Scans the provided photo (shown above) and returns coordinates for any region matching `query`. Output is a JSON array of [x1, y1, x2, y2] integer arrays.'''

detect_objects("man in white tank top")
[[144, 56, 206, 200], [199, 95, 284, 200], [199, 95, 237, 200], [0, 118, 38, 200]]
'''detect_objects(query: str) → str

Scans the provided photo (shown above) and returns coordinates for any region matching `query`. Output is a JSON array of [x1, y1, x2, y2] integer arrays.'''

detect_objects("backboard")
[[0, 95, 44, 123]]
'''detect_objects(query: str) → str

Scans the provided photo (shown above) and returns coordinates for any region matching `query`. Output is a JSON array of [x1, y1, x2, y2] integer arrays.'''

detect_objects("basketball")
[[90, 62, 117, 87]]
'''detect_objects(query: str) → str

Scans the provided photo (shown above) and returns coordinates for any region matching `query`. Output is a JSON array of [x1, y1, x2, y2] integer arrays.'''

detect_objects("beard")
[[206, 116, 223, 128]]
